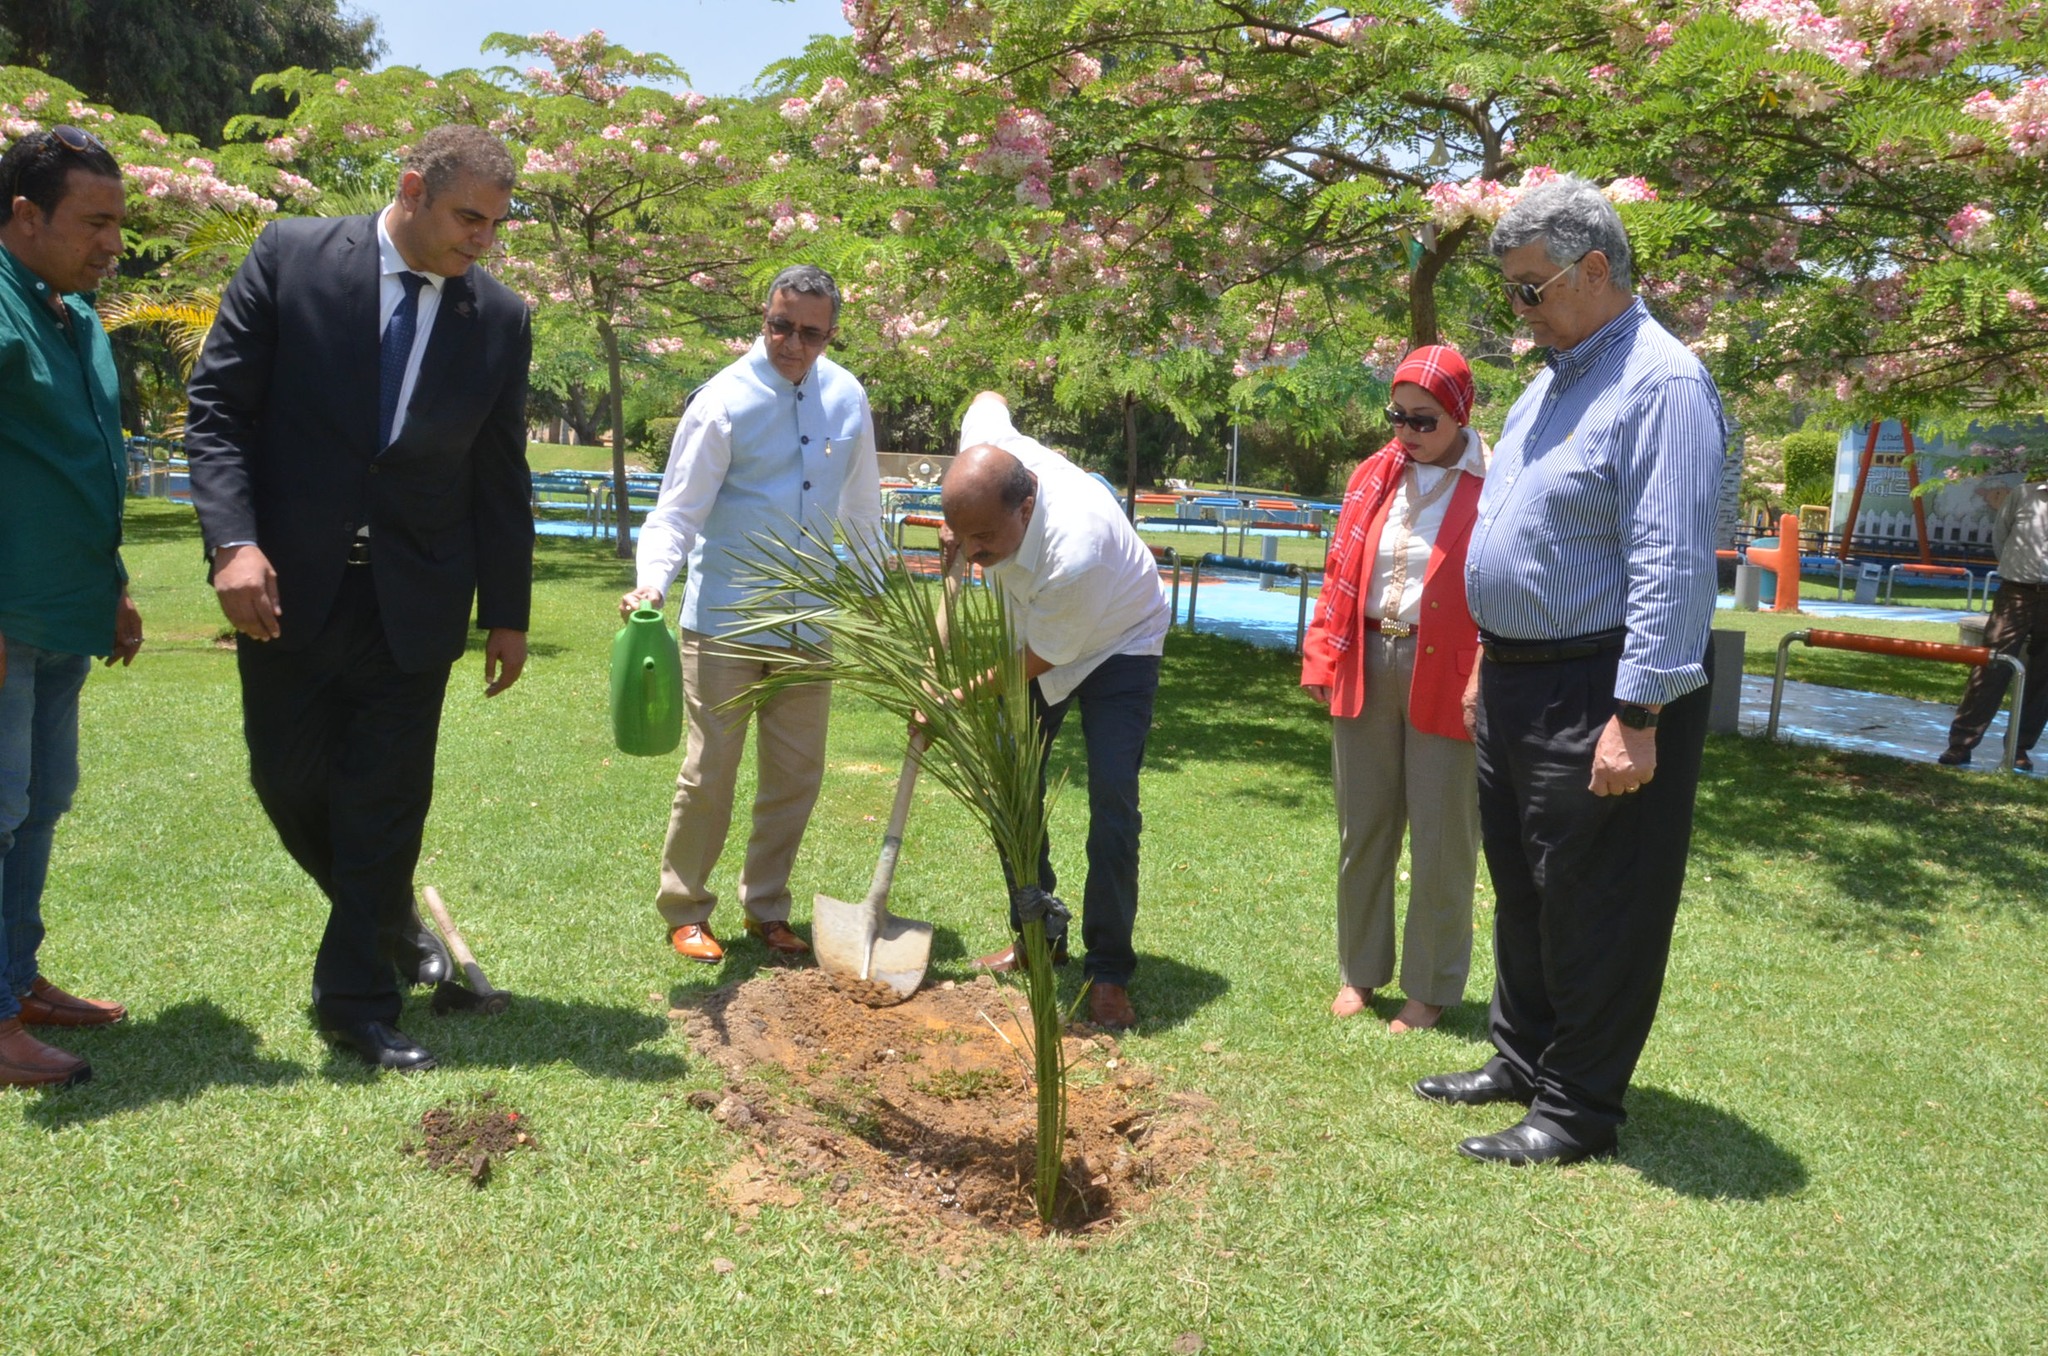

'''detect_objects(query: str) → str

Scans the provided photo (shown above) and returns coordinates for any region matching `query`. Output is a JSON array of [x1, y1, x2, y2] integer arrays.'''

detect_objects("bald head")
[[942, 444, 1038, 567]]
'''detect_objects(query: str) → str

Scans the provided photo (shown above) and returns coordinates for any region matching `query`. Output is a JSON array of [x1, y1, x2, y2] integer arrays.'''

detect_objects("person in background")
[[1938, 474, 2048, 771], [0, 125, 140, 1090], [621, 265, 882, 966], [1302, 346, 1488, 1034]]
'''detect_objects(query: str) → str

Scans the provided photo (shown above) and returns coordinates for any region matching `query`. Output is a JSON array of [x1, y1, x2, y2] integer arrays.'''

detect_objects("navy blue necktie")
[[378, 271, 425, 450]]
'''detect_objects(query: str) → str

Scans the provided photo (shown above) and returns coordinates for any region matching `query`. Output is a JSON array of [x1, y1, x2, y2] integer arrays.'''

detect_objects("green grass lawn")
[[528, 441, 639, 474], [4, 500, 2044, 1353]]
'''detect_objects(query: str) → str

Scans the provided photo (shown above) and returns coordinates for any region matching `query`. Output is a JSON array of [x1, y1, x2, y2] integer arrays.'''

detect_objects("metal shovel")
[[811, 558, 959, 1005]]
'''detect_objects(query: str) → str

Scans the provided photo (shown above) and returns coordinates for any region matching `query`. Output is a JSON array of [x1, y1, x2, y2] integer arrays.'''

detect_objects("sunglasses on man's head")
[[1502, 252, 1589, 307], [1386, 407, 1441, 434], [765, 316, 834, 348], [50, 125, 106, 155]]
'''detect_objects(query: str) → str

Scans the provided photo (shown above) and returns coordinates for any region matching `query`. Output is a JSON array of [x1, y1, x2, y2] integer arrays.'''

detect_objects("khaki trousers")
[[1329, 633, 1480, 1006], [654, 630, 831, 929]]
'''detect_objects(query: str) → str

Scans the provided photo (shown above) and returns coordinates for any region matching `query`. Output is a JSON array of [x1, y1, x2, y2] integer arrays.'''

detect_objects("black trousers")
[[1947, 580, 2048, 756], [1474, 646, 1711, 1151], [1007, 653, 1160, 988], [237, 569, 451, 1026]]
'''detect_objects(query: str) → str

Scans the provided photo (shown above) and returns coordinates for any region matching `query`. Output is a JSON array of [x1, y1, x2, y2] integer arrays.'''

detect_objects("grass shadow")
[[1690, 733, 2048, 942], [1149, 631, 1328, 779], [1621, 1085, 1808, 1201], [24, 999, 306, 1129], [400, 994, 687, 1080]]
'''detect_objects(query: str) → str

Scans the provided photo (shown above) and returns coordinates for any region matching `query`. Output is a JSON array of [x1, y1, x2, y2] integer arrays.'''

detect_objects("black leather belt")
[[1480, 628, 1625, 664], [345, 538, 372, 566]]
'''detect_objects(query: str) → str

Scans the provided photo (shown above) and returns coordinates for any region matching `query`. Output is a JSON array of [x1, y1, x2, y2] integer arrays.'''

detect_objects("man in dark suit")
[[185, 125, 533, 1073]]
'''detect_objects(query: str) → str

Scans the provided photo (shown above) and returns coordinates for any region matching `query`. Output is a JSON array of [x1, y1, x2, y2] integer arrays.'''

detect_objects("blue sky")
[[354, 0, 853, 95]]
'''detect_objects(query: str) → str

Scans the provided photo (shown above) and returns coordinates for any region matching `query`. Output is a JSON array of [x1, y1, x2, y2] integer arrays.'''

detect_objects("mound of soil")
[[402, 1090, 534, 1186], [682, 969, 1213, 1236]]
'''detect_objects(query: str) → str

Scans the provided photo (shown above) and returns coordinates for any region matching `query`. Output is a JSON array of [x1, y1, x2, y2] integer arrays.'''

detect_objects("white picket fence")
[[1849, 509, 1995, 547]]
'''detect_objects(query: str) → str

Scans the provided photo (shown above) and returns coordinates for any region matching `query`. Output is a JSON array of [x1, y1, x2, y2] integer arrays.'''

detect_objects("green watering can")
[[610, 608, 684, 756]]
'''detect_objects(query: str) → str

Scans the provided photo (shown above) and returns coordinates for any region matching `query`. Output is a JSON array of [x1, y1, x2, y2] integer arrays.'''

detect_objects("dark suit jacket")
[[186, 213, 533, 672]]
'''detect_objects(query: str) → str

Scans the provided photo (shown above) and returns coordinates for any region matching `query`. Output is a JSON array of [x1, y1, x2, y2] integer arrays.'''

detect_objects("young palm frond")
[[721, 531, 1075, 1224], [99, 291, 222, 386]]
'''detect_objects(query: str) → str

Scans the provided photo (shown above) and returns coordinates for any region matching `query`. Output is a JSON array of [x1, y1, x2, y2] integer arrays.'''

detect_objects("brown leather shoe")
[[1088, 983, 1136, 1031], [973, 935, 1068, 972], [744, 918, 811, 957], [19, 977, 127, 1027], [670, 924, 724, 964], [0, 1016, 91, 1088]]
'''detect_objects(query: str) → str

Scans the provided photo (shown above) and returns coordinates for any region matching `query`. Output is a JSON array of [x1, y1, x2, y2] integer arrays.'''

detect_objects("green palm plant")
[[723, 533, 1079, 1226], [102, 207, 270, 437]]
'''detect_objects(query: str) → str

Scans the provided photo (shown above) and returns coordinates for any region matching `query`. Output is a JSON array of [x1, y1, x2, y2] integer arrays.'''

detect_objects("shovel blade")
[[811, 892, 931, 1006]]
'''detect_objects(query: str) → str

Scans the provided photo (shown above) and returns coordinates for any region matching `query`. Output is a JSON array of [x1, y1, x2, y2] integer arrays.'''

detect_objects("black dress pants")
[[237, 568, 451, 1026], [1474, 645, 1711, 1151]]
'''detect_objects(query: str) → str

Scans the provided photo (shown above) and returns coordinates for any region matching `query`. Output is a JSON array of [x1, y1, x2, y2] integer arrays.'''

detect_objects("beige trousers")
[[1329, 633, 1480, 1006], [654, 630, 831, 929]]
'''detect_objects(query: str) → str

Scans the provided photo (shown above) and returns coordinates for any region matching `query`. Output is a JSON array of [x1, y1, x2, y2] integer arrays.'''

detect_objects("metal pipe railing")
[[1767, 629, 2026, 772], [1185, 552, 1311, 654]]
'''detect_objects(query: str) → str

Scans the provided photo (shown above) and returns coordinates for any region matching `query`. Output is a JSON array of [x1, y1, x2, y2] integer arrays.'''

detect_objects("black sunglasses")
[[1386, 407, 1441, 434], [51, 125, 106, 155], [1502, 252, 1589, 307], [765, 316, 834, 348]]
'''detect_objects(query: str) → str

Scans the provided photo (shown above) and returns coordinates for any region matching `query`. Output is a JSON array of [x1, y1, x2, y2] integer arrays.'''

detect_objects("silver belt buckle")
[[1378, 620, 1414, 639]]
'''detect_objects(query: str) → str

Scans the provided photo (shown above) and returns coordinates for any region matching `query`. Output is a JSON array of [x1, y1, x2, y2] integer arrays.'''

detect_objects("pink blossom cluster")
[[2010, 289, 2040, 313], [780, 97, 812, 124], [1759, 226, 1802, 272], [1868, 274, 1910, 321], [963, 107, 1054, 181], [523, 30, 633, 104], [643, 336, 691, 357], [1066, 155, 1124, 197], [1054, 52, 1103, 95], [264, 126, 313, 160], [1605, 176, 1658, 203], [1733, 0, 1870, 72], [273, 171, 321, 201], [64, 99, 114, 124], [1946, 202, 1995, 248], [1423, 177, 1513, 228], [1838, 0, 2025, 75], [128, 164, 276, 213], [1963, 78, 2048, 158]]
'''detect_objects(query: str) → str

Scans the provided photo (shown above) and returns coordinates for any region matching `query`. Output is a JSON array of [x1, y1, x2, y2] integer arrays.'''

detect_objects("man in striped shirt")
[[1413, 176, 1727, 1166]]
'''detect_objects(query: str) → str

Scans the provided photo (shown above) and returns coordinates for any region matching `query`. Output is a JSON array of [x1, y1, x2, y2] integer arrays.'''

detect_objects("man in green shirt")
[[0, 126, 141, 1090]]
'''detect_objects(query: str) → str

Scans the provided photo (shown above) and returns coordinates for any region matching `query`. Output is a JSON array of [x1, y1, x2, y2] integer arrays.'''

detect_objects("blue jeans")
[[1020, 652, 1160, 988], [0, 642, 92, 1023]]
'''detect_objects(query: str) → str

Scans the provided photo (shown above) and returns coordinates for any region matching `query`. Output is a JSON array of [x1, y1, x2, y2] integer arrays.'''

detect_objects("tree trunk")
[[1122, 391, 1139, 520], [599, 318, 632, 559], [1407, 220, 1473, 351]]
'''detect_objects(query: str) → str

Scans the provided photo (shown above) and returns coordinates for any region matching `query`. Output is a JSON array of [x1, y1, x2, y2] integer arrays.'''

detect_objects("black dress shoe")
[[324, 1020, 437, 1073], [390, 910, 452, 987], [1414, 1067, 1527, 1107], [1457, 1120, 1614, 1166]]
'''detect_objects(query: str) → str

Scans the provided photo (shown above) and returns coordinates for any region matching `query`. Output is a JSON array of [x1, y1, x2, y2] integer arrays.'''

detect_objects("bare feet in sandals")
[[1330, 985, 1372, 1018], [1388, 999, 1443, 1032]]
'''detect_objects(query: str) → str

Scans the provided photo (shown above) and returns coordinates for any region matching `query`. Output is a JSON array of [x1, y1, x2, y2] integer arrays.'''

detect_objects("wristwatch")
[[1615, 701, 1660, 730]]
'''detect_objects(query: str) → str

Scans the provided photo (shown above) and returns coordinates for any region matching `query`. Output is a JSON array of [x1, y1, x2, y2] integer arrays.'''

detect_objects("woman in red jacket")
[[1301, 345, 1487, 1032]]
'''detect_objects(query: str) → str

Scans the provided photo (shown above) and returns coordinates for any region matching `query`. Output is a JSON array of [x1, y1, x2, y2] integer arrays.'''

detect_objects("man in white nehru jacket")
[[939, 392, 1169, 1030], [621, 264, 882, 966]]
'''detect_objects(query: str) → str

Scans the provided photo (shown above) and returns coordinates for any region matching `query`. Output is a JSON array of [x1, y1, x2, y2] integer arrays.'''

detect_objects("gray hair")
[[402, 125, 515, 200], [766, 263, 842, 322], [1489, 174, 1633, 292]]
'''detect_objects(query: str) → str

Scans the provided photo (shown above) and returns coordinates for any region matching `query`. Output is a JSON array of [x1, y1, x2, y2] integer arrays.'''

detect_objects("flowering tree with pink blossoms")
[[1498, 0, 2047, 419]]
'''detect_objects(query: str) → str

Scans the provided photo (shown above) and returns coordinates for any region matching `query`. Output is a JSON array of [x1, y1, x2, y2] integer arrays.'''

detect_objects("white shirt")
[[1363, 427, 1488, 625], [375, 208, 445, 448], [963, 400, 1169, 704], [636, 339, 882, 639]]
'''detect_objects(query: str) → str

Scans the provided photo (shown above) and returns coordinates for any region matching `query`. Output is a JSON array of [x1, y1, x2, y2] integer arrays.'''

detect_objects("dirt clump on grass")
[[681, 968, 1214, 1237], [402, 1090, 535, 1186]]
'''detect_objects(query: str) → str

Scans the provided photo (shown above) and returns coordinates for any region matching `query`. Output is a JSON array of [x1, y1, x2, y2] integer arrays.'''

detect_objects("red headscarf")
[[1390, 344, 1475, 426]]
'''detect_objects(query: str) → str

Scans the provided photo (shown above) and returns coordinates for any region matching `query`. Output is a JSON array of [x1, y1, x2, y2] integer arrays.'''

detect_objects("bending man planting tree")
[[938, 393, 1169, 1031]]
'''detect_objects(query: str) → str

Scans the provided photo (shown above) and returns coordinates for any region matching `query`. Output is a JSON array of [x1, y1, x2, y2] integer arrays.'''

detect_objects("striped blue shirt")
[[1464, 299, 1727, 705]]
